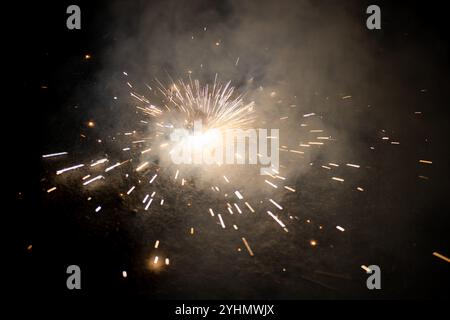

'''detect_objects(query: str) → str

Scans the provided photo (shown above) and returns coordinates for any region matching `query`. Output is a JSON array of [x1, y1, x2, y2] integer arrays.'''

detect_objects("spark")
[[56, 164, 85, 175], [244, 202, 255, 213], [95, 206, 102, 212], [336, 226, 345, 232], [42, 152, 68, 158], [126, 186, 136, 195], [269, 199, 283, 210], [329, 163, 339, 167], [242, 237, 254, 257], [218, 214, 226, 228], [144, 198, 153, 210], [264, 180, 278, 189], [284, 186, 296, 192], [105, 162, 121, 172], [432, 252, 450, 263], [83, 175, 103, 186], [46, 187, 57, 193], [90, 158, 108, 167], [136, 161, 149, 172], [267, 211, 286, 228], [149, 174, 158, 184], [332, 177, 344, 182], [419, 160, 432, 165], [361, 265, 372, 273]]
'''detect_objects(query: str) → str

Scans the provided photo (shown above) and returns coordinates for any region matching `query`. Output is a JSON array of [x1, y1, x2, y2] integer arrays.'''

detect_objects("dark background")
[[7, 0, 450, 306]]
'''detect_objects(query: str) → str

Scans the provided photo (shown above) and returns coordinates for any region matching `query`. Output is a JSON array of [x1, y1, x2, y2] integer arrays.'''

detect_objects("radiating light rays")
[[154, 77, 256, 131]]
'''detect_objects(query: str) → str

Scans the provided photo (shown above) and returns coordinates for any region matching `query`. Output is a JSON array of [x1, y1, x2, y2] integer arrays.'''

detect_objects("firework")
[[42, 72, 364, 277]]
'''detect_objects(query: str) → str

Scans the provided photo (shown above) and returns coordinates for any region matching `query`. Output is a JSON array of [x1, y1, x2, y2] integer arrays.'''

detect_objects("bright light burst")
[[42, 72, 369, 273], [158, 76, 256, 130]]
